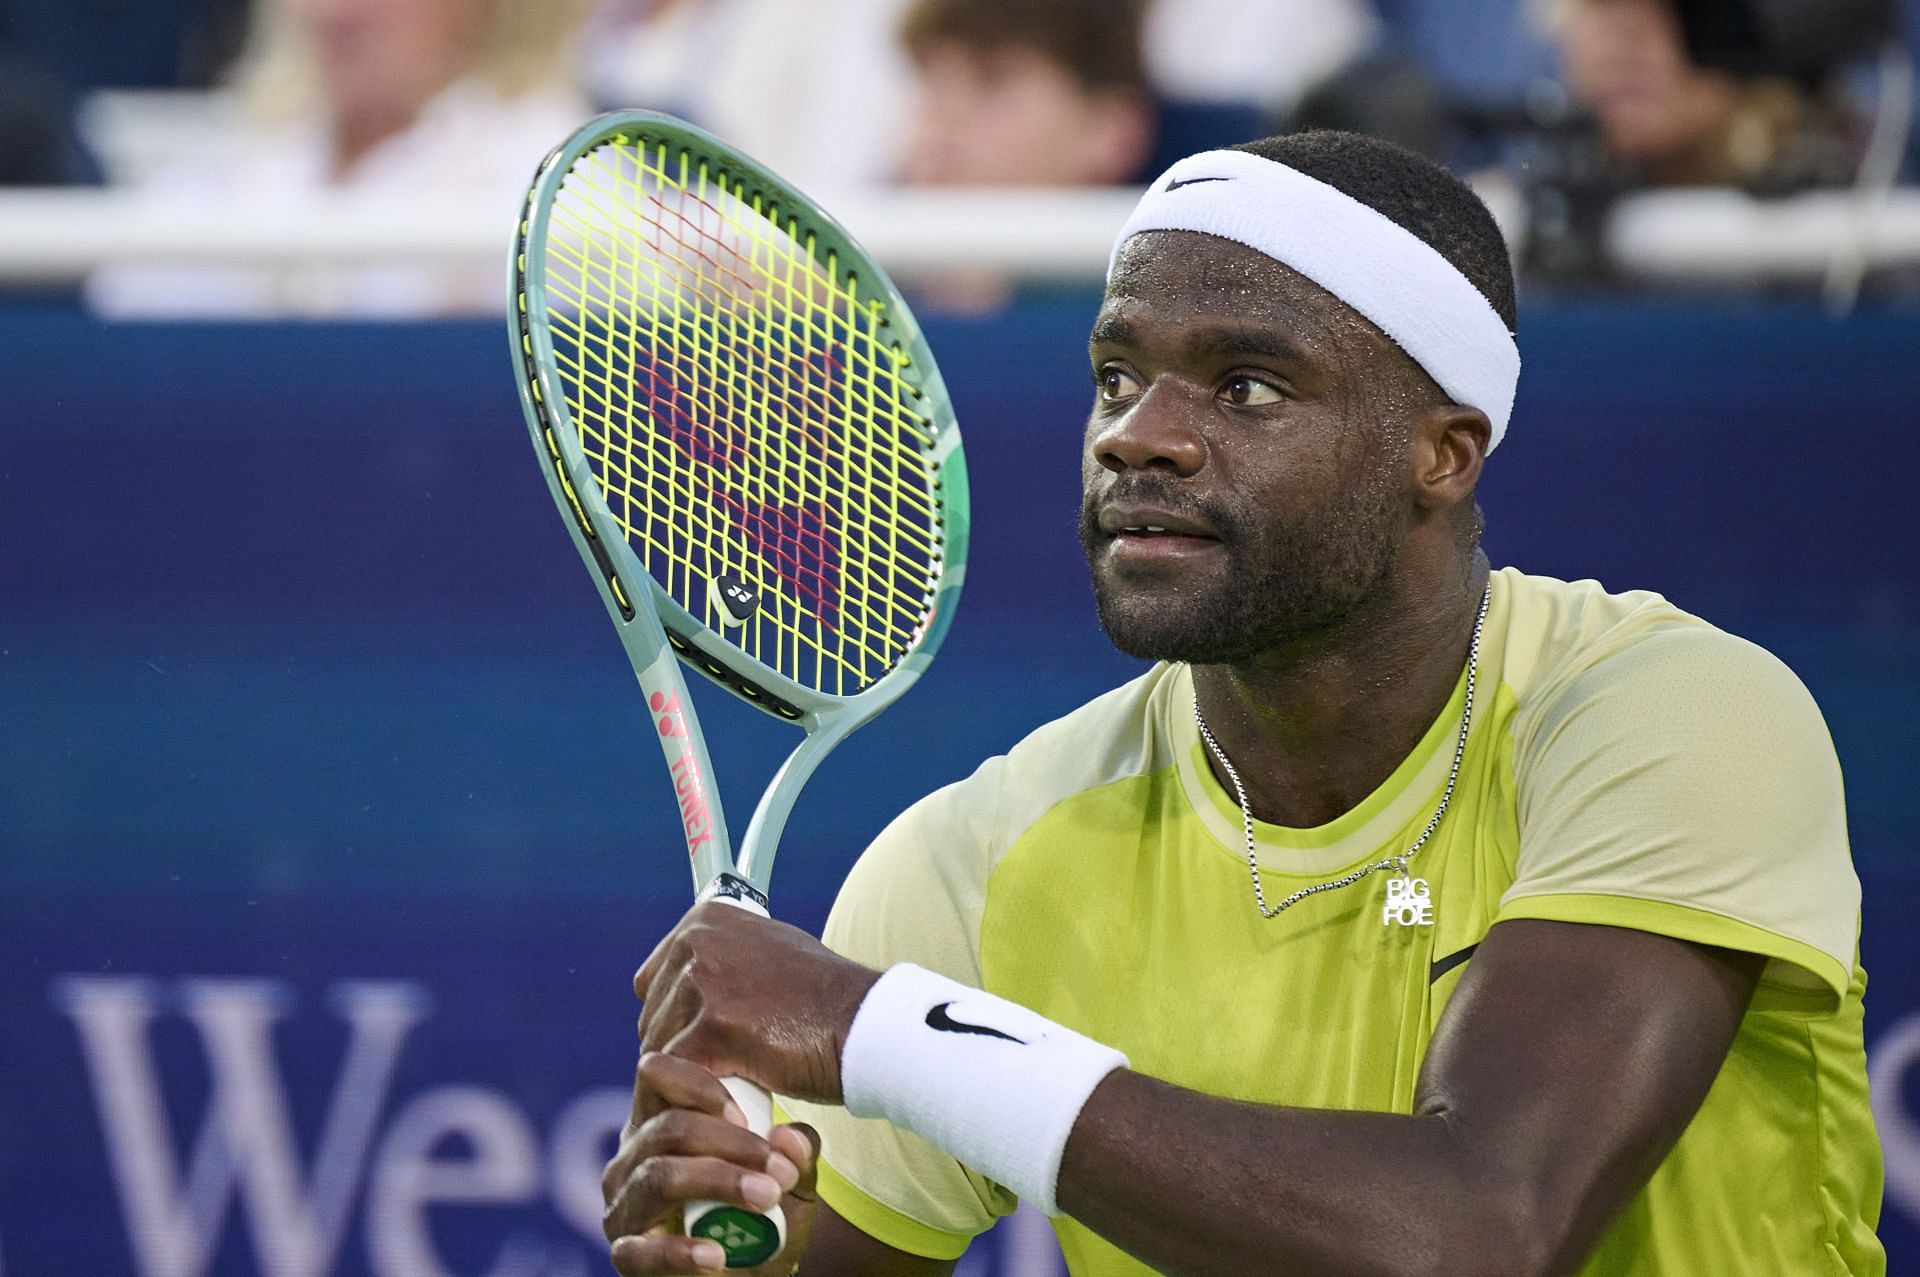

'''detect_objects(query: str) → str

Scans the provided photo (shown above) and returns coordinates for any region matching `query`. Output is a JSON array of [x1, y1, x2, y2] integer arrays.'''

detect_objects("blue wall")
[[1, 299, 1915, 1274]]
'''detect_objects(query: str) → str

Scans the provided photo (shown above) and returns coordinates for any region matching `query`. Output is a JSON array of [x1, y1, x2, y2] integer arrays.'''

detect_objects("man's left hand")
[[635, 902, 880, 1103]]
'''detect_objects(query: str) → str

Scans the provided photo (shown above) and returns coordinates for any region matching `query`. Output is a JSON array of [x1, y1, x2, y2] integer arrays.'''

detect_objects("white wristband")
[[840, 964, 1127, 1215]]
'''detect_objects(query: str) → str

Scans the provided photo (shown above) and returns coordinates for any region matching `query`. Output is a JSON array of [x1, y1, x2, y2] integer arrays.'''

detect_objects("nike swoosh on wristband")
[[1164, 175, 1230, 191], [925, 1001, 1027, 1044]]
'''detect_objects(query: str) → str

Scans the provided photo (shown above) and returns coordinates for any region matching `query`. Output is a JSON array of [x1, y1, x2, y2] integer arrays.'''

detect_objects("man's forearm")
[[1057, 1070, 1549, 1277], [630, 910, 1755, 1277]]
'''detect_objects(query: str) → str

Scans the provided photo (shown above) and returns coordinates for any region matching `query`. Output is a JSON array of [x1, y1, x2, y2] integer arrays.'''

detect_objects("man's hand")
[[635, 901, 880, 1102], [603, 1052, 819, 1275]]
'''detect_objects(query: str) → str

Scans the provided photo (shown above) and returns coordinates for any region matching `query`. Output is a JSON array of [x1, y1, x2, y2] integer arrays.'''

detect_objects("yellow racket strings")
[[541, 137, 943, 697]]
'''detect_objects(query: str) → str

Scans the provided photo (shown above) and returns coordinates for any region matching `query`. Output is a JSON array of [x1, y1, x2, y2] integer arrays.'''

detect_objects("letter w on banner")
[[51, 978, 429, 1277]]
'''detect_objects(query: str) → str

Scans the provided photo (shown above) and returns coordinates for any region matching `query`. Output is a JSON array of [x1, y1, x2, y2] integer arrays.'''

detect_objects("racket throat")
[[731, 720, 856, 890]]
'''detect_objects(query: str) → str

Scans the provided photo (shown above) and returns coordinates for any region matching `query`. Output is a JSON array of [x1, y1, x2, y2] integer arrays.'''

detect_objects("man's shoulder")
[[1498, 567, 1831, 774], [1493, 570, 1855, 1007], [1497, 567, 1797, 710], [1499, 567, 1687, 675]]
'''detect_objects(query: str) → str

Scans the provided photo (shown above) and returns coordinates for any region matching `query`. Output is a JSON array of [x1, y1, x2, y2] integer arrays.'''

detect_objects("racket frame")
[[512, 110, 970, 899]]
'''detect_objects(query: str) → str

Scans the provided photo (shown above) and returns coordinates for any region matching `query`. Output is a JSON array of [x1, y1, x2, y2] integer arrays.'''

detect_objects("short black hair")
[[1230, 131, 1517, 333]]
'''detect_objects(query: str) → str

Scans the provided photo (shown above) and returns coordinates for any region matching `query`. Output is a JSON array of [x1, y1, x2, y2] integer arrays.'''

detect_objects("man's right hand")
[[603, 1052, 820, 1276]]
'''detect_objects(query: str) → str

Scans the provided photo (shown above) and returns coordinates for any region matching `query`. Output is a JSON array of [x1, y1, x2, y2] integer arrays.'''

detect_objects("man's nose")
[[1090, 385, 1206, 477]]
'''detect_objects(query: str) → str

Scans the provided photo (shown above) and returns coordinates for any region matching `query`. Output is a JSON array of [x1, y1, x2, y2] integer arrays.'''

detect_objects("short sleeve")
[[777, 757, 1017, 1258], [1501, 624, 1859, 1012]]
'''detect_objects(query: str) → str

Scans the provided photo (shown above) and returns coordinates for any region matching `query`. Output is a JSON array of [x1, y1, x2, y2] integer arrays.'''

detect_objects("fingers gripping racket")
[[511, 112, 968, 1268]]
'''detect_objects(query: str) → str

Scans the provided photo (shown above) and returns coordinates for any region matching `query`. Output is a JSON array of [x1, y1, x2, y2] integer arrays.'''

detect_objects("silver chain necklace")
[[1193, 582, 1491, 920]]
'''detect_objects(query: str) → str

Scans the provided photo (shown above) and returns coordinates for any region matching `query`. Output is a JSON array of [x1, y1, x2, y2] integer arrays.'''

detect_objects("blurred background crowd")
[[1, 0, 1917, 316]]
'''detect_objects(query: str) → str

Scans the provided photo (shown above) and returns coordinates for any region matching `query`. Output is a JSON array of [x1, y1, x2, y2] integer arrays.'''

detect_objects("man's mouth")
[[1096, 506, 1224, 563], [1107, 529, 1221, 559]]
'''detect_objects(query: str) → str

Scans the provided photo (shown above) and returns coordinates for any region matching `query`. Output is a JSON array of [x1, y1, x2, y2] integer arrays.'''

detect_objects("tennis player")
[[601, 131, 1885, 1276]]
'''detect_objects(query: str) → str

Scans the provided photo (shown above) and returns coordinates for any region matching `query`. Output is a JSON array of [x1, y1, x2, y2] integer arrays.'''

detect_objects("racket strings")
[[539, 137, 943, 695], [545, 146, 940, 618]]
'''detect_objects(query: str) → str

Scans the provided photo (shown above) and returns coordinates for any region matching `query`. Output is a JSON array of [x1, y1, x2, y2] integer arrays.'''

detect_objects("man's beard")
[[1077, 476, 1402, 665]]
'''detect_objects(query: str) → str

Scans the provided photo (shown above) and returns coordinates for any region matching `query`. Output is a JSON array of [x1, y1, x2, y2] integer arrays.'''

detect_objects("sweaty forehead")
[[1100, 230, 1398, 366]]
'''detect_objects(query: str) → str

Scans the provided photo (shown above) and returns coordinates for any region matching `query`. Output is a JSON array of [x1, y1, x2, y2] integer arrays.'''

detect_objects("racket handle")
[[685, 1076, 788, 1268], [685, 884, 787, 1268]]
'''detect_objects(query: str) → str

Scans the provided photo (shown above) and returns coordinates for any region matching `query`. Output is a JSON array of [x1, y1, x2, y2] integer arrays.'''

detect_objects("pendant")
[[1382, 875, 1434, 928]]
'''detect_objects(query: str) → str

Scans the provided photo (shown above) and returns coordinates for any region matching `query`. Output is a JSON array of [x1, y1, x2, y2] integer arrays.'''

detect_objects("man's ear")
[[1410, 403, 1490, 515]]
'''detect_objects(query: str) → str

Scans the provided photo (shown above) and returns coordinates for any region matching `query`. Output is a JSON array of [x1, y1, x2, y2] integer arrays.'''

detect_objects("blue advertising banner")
[[1, 299, 1914, 1274]]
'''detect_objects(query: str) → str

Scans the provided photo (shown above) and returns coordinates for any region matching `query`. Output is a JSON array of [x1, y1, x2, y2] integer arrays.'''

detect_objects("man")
[[600, 132, 1884, 1275]]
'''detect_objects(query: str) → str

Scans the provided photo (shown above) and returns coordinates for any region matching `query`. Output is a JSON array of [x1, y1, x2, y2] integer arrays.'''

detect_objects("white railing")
[[1605, 187, 1920, 280], [0, 188, 1141, 286], [3, 185, 1920, 290]]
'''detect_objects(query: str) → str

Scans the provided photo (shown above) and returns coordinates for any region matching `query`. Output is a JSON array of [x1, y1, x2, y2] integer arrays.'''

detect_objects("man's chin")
[[1092, 597, 1254, 665]]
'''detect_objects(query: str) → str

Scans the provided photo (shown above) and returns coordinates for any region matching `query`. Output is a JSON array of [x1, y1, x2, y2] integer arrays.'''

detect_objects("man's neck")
[[1191, 552, 1489, 829]]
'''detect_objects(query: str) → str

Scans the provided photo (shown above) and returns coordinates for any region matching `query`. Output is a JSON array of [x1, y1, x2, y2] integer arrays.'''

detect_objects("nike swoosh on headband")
[[1165, 175, 1231, 191], [925, 1001, 1027, 1044]]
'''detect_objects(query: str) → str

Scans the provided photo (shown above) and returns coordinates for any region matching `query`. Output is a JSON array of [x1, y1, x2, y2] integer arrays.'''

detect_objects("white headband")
[[1108, 150, 1519, 452]]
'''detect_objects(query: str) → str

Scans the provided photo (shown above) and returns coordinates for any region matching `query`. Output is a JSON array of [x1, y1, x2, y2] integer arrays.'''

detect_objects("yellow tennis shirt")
[[782, 567, 1884, 1275]]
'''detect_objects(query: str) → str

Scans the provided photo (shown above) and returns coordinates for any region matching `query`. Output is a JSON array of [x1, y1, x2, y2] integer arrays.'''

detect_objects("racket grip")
[[685, 1077, 788, 1267], [685, 884, 787, 1267]]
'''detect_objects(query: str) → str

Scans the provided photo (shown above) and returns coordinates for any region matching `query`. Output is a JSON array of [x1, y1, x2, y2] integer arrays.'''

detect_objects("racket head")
[[512, 111, 969, 735]]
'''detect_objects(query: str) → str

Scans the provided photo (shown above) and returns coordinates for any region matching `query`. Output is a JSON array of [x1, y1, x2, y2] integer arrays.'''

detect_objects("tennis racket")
[[510, 111, 968, 1269]]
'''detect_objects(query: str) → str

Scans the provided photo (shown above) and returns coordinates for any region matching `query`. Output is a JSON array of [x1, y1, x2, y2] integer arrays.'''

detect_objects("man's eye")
[[1099, 368, 1144, 401], [1221, 375, 1283, 406]]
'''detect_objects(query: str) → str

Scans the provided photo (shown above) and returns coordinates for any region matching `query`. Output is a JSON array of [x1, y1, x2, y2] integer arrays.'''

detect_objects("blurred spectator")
[[1144, 0, 1377, 117], [584, 0, 1373, 192], [1548, 0, 1860, 192], [897, 0, 1156, 187], [585, 0, 916, 189], [89, 0, 592, 318], [891, 0, 1155, 313]]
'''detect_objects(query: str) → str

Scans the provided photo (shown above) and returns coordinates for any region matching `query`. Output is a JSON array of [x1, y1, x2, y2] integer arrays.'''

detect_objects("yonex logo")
[[712, 572, 761, 625], [648, 690, 687, 738], [692, 1210, 778, 1263], [649, 690, 714, 857], [700, 1218, 769, 1249]]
